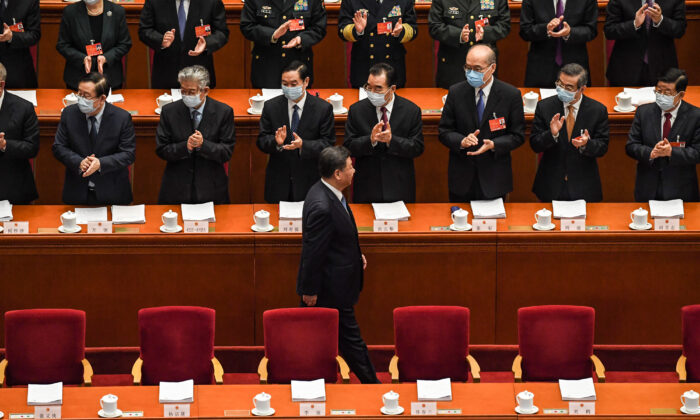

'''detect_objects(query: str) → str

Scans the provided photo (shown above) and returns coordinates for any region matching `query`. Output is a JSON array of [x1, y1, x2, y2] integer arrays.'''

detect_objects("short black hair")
[[657, 68, 688, 92], [282, 60, 310, 81], [319, 146, 351, 178], [79, 72, 110, 97], [558, 63, 588, 88], [368, 63, 396, 87]]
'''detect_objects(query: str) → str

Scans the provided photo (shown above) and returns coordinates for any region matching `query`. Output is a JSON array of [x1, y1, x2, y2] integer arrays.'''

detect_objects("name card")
[[87, 221, 112, 234], [184, 220, 209, 233], [411, 402, 437, 416], [4, 221, 29, 234], [300, 403, 325, 417], [569, 402, 595, 415], [330, 410, 356, 415], [373, 220, 398, 232], [561, 218, 585, 231], [654, 218, 680, 231], [164, 404, 190, 418], [34, 406, 60, 420], [280, 219, 303, 233], [473, 219, 497, 232]]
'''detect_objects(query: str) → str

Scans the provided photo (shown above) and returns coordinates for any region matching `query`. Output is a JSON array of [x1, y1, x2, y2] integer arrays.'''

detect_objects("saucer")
[[98, 409, 123, 418], [629, 222, 652, 230], [247, 107, 263, 115], [252, 408, 275, 416], [515, 405, 539, 415], [0, 410, 4, 419], [614, 105, 636, 113], [681, 406, 700, 415], [333, 107, 348, 115], [0, 225, 3, 233], [524, 107, 536, 114], [251, 224, 274, 232], [533, 223, 556, 231], [160, 225, 183, 233], [380, 406, 404, 415], [155, 108, 162, 115], [58, 225, 82, 233], [449, 223, 472, 231]]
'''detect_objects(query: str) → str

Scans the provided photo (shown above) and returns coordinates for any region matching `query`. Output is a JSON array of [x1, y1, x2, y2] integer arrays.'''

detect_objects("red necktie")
[[663, 112, 672, 140], [380, 106, 388, 131]]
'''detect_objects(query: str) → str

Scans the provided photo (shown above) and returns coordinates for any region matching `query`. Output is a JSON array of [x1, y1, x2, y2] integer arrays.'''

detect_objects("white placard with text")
[[164, 404, 190, 418], [654, 218, 680, 231], [569, 402, 595, 415], [299, 403, 326, 416], [561, 218, 586, 231], [280, 219, 303, 233], [472, 219, 497, 232], [184, 220, 209, 233], [411, 402, 437, 416], [373, 220, 399, 232], [87, 221, 112, 234], [4, 221, 28, 234], [34, 406, 61, 420]]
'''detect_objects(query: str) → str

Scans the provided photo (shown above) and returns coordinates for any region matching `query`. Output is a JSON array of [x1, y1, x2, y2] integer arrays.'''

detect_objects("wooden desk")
[[28, 87, 700, 205]]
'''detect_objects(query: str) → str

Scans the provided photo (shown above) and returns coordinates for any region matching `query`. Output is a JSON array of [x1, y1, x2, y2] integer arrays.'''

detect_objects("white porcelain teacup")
[[329, 93, 344, 112], [254, 210, 271, 230], [534, 208, 552, 227], [451, 208, 470, 229], [523, 91, 539, 111], [253, 392, 272, 414], [162, 210, 178, 231], [615, 92, 633, 110], [60, 211, 77, 230], [630, 207, 648, 227], [516, 390, 534, 411], [100, 394, 119, 416], [249, 95, 265, 113], [682, 390, 700, 412], [382, 390, 400, 412], [157, 93, 174, 109], [63, 92, 79, 107]]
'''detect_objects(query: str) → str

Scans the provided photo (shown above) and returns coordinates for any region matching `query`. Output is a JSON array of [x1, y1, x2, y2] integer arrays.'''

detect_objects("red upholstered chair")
[[0, 309, 93, 387], [677, 305, 700, 382], [258, 308, 350, 384], [513, 305, 605, 382], [132, 306, 223, 385], [390, 306, 480, 383]]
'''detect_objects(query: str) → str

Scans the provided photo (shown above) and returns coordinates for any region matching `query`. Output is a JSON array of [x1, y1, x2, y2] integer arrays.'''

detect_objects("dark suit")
[[52, 103, 135, 205], [438, 79, 525, 200], [56, 1, 132, 90], [139, 0, 229, 89], [604, 0, 686, 87], [338, 0, 418, 88], [519, 0, 598, 87], [156, 97, 235, 204], [0, 92, 39, 204], [626, 101, 700, 202], [428, 0, 510, 89], [297, 180, 378, 384], [256, 94, 335, 203], [530, 95, 610, 202], [240, 0, 327, 88], [344, 95, 424, 203], [0, 0, 40, 89]]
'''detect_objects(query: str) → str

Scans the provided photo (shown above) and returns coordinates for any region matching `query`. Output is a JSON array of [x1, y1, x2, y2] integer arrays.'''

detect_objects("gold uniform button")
[[441, 57, 445, 62], [370, 32, 374, 36], [385, 54, 390, 58], [370, 54, 374, 59], [282, 41, 286, 45], [386, 43, 390, 47], [264, 15, 268, 18], [283, 15, 287, 19], [470, 41, 474, 45], [470, 15, 474, 18], [470, 29, 473, 32], [488, 14, 491, 17], [255, 55, 259, 59], [282, 53, 286, 57], [370, 43, 374, 47], [451, 15, 454, 19]]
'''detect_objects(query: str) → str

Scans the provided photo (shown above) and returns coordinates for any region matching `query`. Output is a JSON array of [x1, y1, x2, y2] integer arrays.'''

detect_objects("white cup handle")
[[382, 396, 387, 406], [631, 213, 635, 223], [62, 98, 68, 107], [535, 214, 540, 224], [156, 98, 161, 108], [517, 395, 522, 406], [451, 213, 456, 223], [682, 396, 686, 407], [100, 400, 105, 410], [162, 214, 167, 224], [60, 215, 66, 225], [615, 95, 621, 105], [249, 98, 253, 107], [253, 397, 257, 408]]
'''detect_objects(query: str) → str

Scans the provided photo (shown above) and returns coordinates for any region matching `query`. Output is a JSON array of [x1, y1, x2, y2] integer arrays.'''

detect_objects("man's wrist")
[[653, 15, 663, 27]]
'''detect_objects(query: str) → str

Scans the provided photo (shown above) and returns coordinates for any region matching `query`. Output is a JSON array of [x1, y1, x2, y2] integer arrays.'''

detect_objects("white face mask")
[[367, 90, 389, 107], [77, 96, 97, 114], [182, 93, 202, 108], [84, 0, 101, 5]]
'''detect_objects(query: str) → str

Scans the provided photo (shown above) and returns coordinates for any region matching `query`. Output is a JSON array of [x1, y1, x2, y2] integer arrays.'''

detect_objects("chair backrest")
[[138, 306, 215, 385], [682, 305, 700, 381], [263, 308, 339, 384], [394, 306, 470, 382], [518, 305, 595, 382], [4, 309, 86, 386]]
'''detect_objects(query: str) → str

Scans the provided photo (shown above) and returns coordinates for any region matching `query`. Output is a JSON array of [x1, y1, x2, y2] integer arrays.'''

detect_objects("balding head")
[[466, 44, 496, 67], [465, 44, 497, 88]]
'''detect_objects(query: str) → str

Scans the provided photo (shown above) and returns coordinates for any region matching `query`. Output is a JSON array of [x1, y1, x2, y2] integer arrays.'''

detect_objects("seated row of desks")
[[0, 383, 696, 418], [29, 87, 700, 205]]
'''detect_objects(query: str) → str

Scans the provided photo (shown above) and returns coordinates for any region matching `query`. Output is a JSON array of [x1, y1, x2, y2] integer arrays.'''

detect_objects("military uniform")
[[338, 0, 418, 88], [241, 0, 327, 88], [428, 0, 510, 88]]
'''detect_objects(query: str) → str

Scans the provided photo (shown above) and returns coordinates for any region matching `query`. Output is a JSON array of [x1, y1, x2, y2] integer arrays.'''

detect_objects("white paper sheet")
[[261, 89, 284, 100], [27, 382, 63, 405], [559, 378, 597, 401], [417, 378, 453, 401], [279, 201, 304, 219], [552, 200, 587, 219], [170, 89, 182, 101], [159, 379, 194, 403], [75, 207, 108, 225], [111, 204, 146, 224], [181, 202, 216, 222], [539, 88, 557, 100], [106, 89, 124, 104], [470, 198, 506, 219], [8, 90, 38, 106], [623, 87, 655, 106], [291, 379, 326, 402], [372, 201, 411, 221], [0, 200, 13, 221], [649, 199, 684, 218], [359, 88, 368, 101]]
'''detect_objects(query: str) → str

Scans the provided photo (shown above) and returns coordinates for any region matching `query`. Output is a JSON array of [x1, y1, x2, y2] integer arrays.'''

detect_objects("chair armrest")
[[131, 357, 143, 385], [258, 357, 269, 384], [389, 355, 399, 384], [82, 359, 94, 386], [677, 355, 688, 383], [512, 355, 523, 383], [212, 357, 224, 385], [0, 359, 7, 387], [336, 356, 350, 384], [590, 354, 606, 383], [467, 354, 481, 383]]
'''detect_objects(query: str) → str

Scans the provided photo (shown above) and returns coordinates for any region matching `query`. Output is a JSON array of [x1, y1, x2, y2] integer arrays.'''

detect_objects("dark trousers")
[[449, 171, 488, 202]]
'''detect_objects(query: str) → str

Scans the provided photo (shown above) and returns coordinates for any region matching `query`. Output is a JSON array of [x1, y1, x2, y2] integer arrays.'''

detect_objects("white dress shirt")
[[176, 0, 191, 19], [475, 76, 494, 108], [321, 178, 348, 213], [288, 91, 307, 124]]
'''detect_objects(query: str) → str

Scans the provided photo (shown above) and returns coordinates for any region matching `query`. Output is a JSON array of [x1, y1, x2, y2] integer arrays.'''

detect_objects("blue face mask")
[[77, 96, 97, 114], [655, 91, 677, 111], [282, 85, 304, 101], [466, 69, 485, 88], [182, 93, 202, 108], [556, 85, 577, 104]]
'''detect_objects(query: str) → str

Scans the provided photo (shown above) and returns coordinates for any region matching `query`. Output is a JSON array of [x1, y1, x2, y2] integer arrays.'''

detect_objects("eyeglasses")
[[654, 88, 677, 96], [555, 80, 578, 93], [362, 84, 390, 94], [77, 92, 98, 101], [180, 88, 201, 96], [463, 64, 490, 73]]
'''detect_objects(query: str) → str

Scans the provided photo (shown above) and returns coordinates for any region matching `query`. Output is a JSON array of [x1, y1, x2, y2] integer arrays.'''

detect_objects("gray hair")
[[559, 63, 588, 88], [468, 44, 497, 65], [177, 65, 210, 89], [0, 63, 7, 82]]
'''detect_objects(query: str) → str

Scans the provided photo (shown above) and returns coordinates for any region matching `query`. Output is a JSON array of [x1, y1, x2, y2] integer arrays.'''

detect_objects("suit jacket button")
[[370, 32, 374, 36], [282, 40, 286, 45], [470, 15, 474, 18], [470, 41, 474, 45], [441, 57, 446, 62], [283, 15, 287, 19], [264, 15, 268, 18], [488, 14, 491, 17]]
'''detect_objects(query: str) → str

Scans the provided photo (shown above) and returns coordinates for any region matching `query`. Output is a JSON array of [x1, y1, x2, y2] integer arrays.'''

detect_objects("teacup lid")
[[256, 392, 271, 399], [384, 390, 399, 397], [252, 94, 264, 100], [102, 394, 118, 400], [524, 91, 538, 98], [633, 207, 647, 214], [536, 208, 551, 215], [63, 210, 74, 216], [165, 209, 176, 215], [329, 92, 343, 100], [255, 209, 270, 216], [618, 91, 632, 97], [453, 208, 469, 216], [685, 390, 699, 397], [160, 93, 172, 98], [66, 92, 78, 98], [519, 390, 533, 397]]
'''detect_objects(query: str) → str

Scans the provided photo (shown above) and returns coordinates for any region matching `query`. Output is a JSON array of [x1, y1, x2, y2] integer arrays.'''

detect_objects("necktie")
[[291, 104, 300, 134], [566, 105, 575, 141], [645, 0, 653, 29], [340, 196, 348, 212], [178, 0, 186, 41], [555, 0, 564, 66], [476, 89, 485, 123], [191, 109, 200, 130], [380, 106, 388, 131], [663, 112, 672, 140], [88, 116, 98, 153]]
